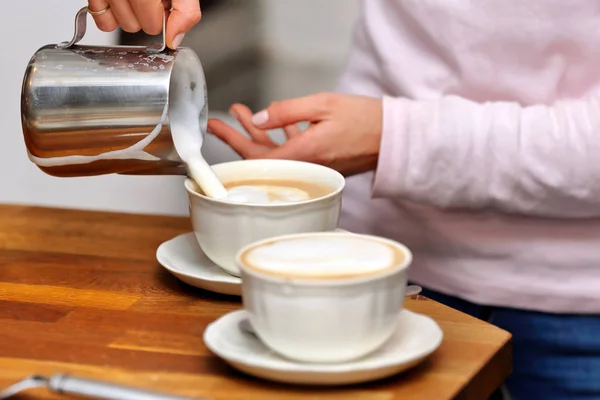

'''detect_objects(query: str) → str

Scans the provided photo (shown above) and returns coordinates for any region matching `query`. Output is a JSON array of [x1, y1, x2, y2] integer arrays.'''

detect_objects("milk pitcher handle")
[[56, 6, 167, 53]]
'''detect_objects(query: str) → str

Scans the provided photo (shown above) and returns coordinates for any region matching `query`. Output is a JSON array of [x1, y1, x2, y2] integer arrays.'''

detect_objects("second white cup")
[[236, 232, 413, 363]]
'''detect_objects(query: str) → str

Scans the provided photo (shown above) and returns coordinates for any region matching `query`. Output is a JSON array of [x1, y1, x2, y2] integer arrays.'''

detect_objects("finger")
[[207, 119, 268, 159], [89, 0, 118, 31], [229, 104, 276, 147], [108, 0, 142, 33], [130, 0, 164, 35], [283, 123, 302, 139], [166, 0, 202, 49], [251, 92, 335, 130]]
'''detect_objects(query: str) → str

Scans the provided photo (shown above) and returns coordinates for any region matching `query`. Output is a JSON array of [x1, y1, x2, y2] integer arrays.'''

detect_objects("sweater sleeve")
[[373, 94, 600, 218]]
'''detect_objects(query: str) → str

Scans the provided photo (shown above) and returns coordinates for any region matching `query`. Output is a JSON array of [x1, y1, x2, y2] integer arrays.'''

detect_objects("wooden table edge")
[[454, 332, 513, 400]]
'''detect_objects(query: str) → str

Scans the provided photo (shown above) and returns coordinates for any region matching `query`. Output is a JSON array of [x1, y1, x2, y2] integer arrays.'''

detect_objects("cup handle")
[[56, 6, 167, 54]]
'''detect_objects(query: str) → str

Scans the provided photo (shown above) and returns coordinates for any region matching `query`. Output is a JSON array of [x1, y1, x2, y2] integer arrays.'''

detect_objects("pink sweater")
[[337, 0, 600, 313]]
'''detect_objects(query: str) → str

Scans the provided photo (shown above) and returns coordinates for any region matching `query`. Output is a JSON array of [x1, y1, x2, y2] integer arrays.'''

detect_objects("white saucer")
[[203, 309, 443, 386], [157, 230, 351, 296], [156, 232, 242, 296]]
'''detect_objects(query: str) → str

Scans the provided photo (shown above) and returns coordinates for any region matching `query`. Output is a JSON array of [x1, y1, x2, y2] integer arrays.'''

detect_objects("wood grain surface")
[[0, 204, 512, 400]]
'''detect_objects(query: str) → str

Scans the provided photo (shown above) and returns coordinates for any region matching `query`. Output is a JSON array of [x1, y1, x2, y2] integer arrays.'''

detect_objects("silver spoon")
[[0, 375, 48, 400], [0, 374, 203, 400], [405, 284, 422, 297]]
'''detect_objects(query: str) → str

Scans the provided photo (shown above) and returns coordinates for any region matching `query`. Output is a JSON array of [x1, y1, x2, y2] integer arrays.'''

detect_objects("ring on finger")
[[88, 4, 110, 15]]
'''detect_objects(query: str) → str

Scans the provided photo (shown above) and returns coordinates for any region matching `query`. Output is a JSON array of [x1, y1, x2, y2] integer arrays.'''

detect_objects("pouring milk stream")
[[167, 53, 227, 200]]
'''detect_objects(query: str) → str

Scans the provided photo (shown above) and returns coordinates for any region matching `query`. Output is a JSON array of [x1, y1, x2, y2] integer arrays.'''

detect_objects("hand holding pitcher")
[[88, 0, 202, 49]]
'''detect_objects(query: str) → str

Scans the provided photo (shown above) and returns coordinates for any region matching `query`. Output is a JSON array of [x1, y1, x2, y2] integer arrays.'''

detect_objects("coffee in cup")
[[185, 159, 345, 276], [237, 232, 412, 363]]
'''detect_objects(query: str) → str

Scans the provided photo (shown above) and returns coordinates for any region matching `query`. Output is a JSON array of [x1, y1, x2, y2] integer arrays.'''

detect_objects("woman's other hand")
[[207, 93, 383, 177], [88, 0, 201, 49]]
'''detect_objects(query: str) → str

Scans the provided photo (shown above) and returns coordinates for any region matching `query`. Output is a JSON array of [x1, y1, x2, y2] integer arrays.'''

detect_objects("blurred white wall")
[[0, 0, 360, 216], [257, 0, 361, 101], [259, 0, 361, 68]]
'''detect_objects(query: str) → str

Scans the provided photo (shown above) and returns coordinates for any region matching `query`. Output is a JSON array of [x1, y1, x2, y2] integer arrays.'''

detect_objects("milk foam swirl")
[[241, 234, 401, 278], [225, 185, 311, 205]]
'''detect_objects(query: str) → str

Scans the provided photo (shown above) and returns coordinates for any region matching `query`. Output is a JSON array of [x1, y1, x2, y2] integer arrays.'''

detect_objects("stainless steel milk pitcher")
[[21, 6, 208, 177]]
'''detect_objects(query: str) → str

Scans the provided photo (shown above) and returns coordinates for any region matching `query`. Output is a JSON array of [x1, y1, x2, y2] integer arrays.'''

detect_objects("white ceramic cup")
[[184, 159, 345, 276], [236, 232, 413, 363]]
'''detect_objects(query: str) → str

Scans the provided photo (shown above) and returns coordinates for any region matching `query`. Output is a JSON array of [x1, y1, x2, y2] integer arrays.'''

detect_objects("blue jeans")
[[420, 287, 600, 400]]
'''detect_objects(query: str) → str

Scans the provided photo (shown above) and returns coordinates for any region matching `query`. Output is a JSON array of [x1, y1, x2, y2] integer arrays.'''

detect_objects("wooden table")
[[0, 204, 512, 400]]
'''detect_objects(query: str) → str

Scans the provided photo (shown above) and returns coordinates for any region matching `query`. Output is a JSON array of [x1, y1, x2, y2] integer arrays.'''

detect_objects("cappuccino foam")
[[222, 179, 331, 205], [240, 234, 405, 279]]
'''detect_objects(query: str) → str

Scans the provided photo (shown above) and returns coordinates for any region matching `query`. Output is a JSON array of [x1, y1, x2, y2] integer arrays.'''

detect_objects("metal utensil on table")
[[21, 6, 208, 178], [0, 373, 202, 400]]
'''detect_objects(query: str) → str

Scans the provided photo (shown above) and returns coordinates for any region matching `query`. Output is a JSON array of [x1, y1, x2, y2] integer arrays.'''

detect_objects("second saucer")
[[157, 232, 242, 296]]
